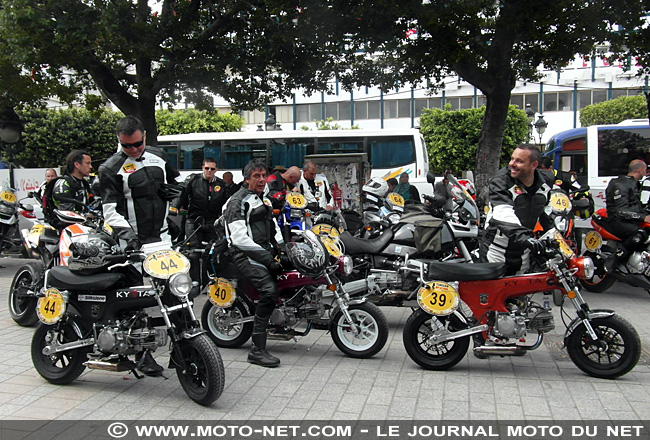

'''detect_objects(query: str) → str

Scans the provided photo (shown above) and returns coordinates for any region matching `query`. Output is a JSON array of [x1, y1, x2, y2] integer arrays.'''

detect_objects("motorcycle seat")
[[48, 266, 125, 291], [340, 229, 394, 255], [423, 261, 506, 281]]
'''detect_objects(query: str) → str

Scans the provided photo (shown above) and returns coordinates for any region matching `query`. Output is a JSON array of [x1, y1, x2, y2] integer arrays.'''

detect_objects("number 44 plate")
[[37, 288, 67, 325]]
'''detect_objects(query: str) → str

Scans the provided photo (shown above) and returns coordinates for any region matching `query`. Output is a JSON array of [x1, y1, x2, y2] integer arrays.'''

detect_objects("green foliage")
[[300, 118, 360, 130], [420, 105, 530, 173], [579, 95, 648, 126], [3, 107, 121, 168], [156, 109, 245, 135]]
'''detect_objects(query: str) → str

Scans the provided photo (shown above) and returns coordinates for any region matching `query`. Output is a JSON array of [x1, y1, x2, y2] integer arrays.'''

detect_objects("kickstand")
[[131, 369, 144, 379]]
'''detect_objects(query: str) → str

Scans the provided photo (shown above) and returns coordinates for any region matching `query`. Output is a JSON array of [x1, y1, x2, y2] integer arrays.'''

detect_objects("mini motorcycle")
[[401, 228, 641, 379], [275, 192, 320, 242], [31, 243, 225, 406], [9, 208, 106, 326], [580, 208, 650, 294], [200, 229, 389, 358], [0, 182, 35, 256]]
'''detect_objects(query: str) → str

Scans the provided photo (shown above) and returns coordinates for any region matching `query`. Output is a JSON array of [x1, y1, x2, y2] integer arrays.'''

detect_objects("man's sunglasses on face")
[[119, 133, 146, 149], [203, 167, 216, 171]]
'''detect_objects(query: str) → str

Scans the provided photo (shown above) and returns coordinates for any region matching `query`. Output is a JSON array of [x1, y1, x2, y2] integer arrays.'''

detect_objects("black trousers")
[[230, 252, 278, 334]]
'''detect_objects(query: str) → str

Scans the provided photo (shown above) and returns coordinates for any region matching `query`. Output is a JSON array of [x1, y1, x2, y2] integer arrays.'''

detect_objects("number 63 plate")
[[417, 282, 460, 316]]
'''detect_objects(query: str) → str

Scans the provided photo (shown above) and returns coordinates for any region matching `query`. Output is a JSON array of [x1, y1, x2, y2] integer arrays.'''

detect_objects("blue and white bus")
[[544, 119, 650, 210]]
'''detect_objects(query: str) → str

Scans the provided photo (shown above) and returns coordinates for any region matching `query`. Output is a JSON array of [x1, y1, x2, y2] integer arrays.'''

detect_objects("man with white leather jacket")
[[604, 159, 650, 270], [480, 144, 554, 276], [99, 116, 181, 249], [223, 159, 285, 368]]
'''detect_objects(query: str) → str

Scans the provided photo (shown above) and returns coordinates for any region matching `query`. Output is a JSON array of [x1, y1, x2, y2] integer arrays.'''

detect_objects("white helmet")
[[362, 177, 389, 198]]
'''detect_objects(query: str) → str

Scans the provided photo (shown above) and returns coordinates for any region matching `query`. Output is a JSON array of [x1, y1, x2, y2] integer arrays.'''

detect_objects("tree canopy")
[[0, 0, 347, 143]]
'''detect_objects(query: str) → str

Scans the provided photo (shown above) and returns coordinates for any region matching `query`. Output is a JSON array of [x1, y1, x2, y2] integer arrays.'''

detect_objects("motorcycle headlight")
[[554, 216, 568, 233], [0, 204, 15, 215], [573, 256, 595, 280], [290, 208, 302, 218], [342, 255, 353, 275], [169, 272, 193, 298]]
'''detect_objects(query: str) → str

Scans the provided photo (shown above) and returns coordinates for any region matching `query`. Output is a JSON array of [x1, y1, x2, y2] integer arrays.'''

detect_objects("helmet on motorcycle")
[[286, 230, 328, 278], [68, 233, 119, 274], [572, 196, 594, 219], [362, 177, 389, 199]]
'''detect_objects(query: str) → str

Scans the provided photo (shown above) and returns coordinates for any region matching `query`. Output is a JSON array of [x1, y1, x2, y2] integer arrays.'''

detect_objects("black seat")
[[48, 266, 124, 291], [424, 261, 506, 281], [340, 229, 394, 255]]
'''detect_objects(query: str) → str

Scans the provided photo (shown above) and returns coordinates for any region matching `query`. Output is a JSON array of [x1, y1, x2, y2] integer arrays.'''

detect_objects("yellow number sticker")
[[584, 230, 603, 251], [286, 192, 307, 209], [549, 192, 571, 214], [417, 282, 460, 316], [554, 230, 575, 258], [0, 191, 16, 204], [386, 192, 405, 207], [311, 224, 340, 239], [37, 288, 66, 325], [143, 249, 190, 279], [208, 278, 237, 308]]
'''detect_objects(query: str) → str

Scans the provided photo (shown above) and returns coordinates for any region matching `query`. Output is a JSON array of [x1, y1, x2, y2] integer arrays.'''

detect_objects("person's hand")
[[125, 238, 142, 253], [524, 237, 544, 255], [269, 260, 282, 274], [643, 215, 650, 224]]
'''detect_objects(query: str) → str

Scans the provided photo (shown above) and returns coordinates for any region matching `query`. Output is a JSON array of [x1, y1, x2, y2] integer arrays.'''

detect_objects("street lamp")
[[264, 114, 277, 131], [534, 114, 548, 146]]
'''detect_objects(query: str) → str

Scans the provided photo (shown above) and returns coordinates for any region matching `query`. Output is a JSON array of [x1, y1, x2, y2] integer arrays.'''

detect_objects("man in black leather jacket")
[[223, 160, 285, 368], [480, 144, 554, 275], [605, 159, 650, 270], [49, 150, 93, 229]]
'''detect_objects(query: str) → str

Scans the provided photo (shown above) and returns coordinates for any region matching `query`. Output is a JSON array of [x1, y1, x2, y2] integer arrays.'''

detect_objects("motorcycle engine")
[[94, 314, 167, 355], [626, 251, 650, 274], [270, 306, 298, 327], [492, 312, 527, 339]]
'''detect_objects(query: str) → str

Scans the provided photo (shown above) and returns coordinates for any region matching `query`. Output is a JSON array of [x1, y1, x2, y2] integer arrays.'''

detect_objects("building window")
[[510, 95, 524, 110], [430, 97, 442, 109], [578, 91, 591, 109], [309, 103, 322, 121], [276, 106, 293, 123], [339, 101, 351, 120], [558, 92, 572, 111], [460, 96, 473, 109], [611, 89, 627, 99], [398, 100, 411, 118], [325, 103, 338, 119], [368, 101, 380, 119], [384, 100, 398, 118], [296, 104, 310, 122], [543, 93, 558, 112], [524, 94, 538, 113], [414, 99, 428, 116], [355, 102, 368, 120], [592, 90, 607, 104]]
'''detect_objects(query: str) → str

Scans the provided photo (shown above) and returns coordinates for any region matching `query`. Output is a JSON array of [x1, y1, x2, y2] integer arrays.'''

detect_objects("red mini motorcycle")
[[402, 229, 641, 379]]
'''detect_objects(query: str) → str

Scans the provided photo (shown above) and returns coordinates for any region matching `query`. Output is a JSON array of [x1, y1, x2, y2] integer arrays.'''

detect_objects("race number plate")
[[554, 230, 575, 258], [37, 288, 66, 325], [0, 191, 16, 204], [549, 192, 572, 214], [310, 224, 343, 257], [386, 192, 405, 207], [417, 282, 460, 316], [286, 192, 307, 209], [584, 230, 603, 251], [143, 249, 190, 279], [208, 277, 237, 308]]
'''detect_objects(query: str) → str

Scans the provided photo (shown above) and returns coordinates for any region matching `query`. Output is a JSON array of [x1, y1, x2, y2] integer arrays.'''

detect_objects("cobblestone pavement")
[[0, 256, 649, 421]]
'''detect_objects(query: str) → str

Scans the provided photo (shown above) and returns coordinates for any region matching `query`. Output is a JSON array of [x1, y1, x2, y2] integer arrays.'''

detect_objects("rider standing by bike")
[[604, 159, 650, 271], [480, 144, 554, 275], [49, 150, 93, 229], [223, 160, 285, 368]]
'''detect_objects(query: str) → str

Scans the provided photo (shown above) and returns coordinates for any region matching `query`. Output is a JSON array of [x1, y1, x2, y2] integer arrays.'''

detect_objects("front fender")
[[563, 309, 616, 343]]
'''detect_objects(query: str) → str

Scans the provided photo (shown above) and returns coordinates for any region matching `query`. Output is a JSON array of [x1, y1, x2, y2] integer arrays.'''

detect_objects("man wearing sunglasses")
[[172, 158, 228, 284], [98, 115, 181, 252]]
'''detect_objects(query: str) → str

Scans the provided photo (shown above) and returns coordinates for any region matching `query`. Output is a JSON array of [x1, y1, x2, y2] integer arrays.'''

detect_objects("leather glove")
[[524, 237, 544, 255], [269, 260, 283, 274], [125, 238, 142, 253]]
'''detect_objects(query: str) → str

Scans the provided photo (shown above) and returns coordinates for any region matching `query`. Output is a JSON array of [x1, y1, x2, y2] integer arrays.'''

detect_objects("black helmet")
[[68, 233, 118, 274], [286, 230, 328, 278]]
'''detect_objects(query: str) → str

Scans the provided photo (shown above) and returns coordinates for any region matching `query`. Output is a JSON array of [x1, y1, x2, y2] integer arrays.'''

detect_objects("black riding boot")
[[248, 314, 280, 367]]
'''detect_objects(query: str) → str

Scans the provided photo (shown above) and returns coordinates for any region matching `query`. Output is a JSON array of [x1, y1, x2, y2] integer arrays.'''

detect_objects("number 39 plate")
[[208, 278, 237, 308], [417, 282, 460, 316]]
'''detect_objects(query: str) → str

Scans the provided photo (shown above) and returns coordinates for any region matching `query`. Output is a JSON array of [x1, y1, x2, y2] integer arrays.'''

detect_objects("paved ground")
[[0, 255, 649, 422]]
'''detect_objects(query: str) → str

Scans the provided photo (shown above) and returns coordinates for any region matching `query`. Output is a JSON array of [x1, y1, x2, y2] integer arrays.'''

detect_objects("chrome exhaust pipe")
[[84, 360, 136, 372], [473, 346, 526, 356]]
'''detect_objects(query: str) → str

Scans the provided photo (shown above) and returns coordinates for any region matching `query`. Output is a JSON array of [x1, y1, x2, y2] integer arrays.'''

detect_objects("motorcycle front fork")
[[554, 267, 600, 341], [324, 273, 361, 337]]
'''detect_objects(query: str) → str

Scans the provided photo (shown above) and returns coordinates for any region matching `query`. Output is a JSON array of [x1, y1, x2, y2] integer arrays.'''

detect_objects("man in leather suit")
[[265, 165, 301, 210], [224, 160, 284, 368], [98, 116, 181, 376], [605, 159, 650, 270], [298, 161, 334, 211], [172, 157, 228, 284], [50, 150, 93, 229], [480, 144, 554, 275], [99, 116, 181, 249]]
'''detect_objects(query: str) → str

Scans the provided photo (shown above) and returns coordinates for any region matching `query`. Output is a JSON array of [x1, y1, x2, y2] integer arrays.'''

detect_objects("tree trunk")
[[474, 84, 512, 207]]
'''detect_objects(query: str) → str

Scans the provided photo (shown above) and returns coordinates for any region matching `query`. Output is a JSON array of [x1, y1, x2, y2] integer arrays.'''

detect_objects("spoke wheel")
[[330, 302, 388, 358], [566, 315, 641, 379], [201, 298, 253, 348], [403, 309, 469, 370], [174, 334, 225, 406]]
